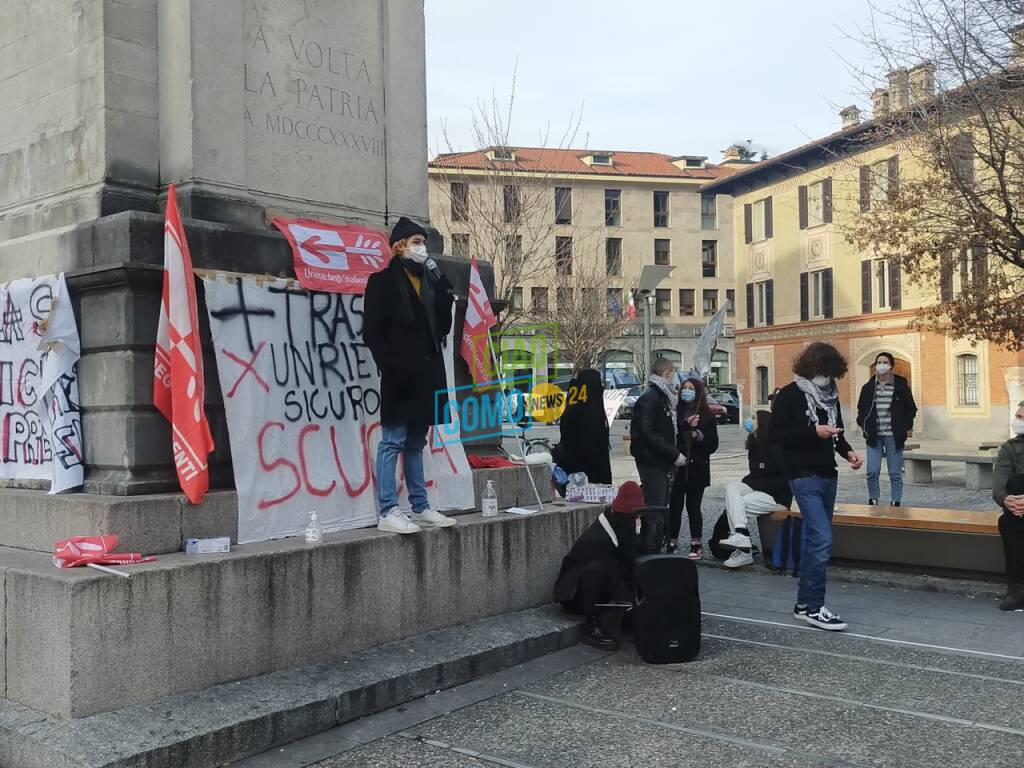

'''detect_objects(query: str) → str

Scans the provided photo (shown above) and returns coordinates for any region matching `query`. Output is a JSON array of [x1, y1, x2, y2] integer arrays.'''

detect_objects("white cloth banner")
[[203, 275, 474, 543], [0, 274, 83, 493]]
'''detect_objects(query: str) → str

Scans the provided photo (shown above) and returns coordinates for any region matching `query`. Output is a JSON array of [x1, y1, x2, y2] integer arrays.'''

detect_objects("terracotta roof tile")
[[429, 147, 738, 180]]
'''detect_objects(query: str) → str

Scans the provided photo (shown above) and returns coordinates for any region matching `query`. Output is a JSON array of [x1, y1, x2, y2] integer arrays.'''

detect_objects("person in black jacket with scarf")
[[363, 217, 456, 535], [770, 342, 862, 632], [856, 352, 917, 507], [669, 375, 719, 558], [553, 481, 644, 650], [557, 368, 612, 484], [630, 358, 687, 507]]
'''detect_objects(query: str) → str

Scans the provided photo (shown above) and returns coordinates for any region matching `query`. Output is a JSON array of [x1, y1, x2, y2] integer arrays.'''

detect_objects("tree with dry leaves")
[[847, 0, 1024, 349]]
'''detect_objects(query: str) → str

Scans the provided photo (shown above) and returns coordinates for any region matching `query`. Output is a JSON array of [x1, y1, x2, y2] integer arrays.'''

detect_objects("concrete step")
[[0, 605, 583, 768]]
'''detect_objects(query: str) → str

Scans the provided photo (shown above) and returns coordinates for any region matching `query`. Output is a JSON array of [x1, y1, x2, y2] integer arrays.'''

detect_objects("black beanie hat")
[[389, 216, 428, 246]]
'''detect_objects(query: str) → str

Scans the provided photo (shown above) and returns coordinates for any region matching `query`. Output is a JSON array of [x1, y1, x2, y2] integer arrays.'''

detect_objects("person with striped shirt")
[[856, 352, 918, 507]]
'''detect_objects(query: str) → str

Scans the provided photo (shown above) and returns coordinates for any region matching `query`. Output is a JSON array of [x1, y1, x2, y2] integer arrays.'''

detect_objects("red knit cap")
[[612, 480, 644, 515]]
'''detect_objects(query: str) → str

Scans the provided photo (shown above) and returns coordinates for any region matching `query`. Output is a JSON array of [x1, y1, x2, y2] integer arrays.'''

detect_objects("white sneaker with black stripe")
[[803, 605, 848, 631]]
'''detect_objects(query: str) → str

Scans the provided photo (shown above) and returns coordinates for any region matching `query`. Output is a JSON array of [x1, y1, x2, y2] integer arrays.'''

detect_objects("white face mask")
[[1012, 418, 1024, 435], [875, 363, 892, 376], [405, 243, 428, 263], [811, 375, 831, 389]]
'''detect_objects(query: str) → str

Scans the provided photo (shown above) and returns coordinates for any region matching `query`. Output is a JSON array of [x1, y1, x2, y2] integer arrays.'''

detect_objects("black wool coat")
[[363, 257, 455, 427], [855, 374, 917, 449], [675, 406, 719, 489], [629, 386, 680, 472]]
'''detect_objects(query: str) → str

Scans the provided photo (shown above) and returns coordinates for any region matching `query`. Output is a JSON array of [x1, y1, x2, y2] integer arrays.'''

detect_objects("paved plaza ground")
[[231, 423, 1023, 768]]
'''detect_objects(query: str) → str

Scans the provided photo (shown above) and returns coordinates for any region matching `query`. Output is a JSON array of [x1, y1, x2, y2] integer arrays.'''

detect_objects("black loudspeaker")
[[632, 555, 701, 663]]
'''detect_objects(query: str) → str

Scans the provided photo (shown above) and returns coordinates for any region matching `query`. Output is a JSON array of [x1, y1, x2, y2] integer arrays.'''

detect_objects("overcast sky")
[[425, 0, 900, 162]]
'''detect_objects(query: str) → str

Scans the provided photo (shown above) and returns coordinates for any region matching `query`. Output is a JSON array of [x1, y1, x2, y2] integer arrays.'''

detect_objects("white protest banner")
[[0, 274, 83, 493], [202, 275, 474, 543], [602, 389, 628, 424]]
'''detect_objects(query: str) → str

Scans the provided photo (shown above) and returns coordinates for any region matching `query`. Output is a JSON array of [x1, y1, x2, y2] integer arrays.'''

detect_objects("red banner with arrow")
[[272, 217, 392, 294]]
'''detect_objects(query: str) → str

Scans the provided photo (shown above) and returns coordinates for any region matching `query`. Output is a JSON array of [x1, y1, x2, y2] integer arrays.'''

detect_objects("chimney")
[[1012, 23, 1024, 68], [721, 144, 745, 164], [887, 68, 910, 111], [840, 105, 861, 129], [909, 61, 935, 104], [872, 88, 890, 119]]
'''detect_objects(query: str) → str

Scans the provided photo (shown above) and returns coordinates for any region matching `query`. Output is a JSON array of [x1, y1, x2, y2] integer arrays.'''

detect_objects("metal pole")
[[643, 292, 652, 376]]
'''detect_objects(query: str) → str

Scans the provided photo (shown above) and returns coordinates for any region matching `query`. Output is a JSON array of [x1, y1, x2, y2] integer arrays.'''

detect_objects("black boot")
[[999, 583, 1024, 612], [580, 618, 619, 651]]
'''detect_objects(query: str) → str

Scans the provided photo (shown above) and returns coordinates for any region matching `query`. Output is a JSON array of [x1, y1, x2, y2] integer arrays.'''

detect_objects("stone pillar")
[[1003, 366, 1024, 437]]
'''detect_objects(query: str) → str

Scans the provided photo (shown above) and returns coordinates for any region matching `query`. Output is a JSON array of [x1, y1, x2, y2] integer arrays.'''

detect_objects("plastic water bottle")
[[568, 471, 588, 488], [482, 480, 499, 517], [305, 511, 323, 544]]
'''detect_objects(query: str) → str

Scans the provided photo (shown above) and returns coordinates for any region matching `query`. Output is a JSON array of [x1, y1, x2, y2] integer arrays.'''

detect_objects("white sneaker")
[[377, 511, 422, 534], [724, 550, 754, 569], [412, 509, 457, 528], [721, 532, 752, 551]]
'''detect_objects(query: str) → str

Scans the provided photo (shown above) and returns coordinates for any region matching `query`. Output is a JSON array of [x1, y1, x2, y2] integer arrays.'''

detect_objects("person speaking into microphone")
[[363, 217, 457, 535]]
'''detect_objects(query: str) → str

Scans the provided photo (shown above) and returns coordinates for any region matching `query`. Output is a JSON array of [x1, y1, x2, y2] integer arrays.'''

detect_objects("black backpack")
[[708, 511, 731, 561]]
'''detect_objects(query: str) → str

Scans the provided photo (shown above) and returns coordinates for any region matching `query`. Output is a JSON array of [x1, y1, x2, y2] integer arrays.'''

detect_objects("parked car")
[[707, 393, 739, 424], [616, 385, 646, 420], [604, 370, 641, 390]]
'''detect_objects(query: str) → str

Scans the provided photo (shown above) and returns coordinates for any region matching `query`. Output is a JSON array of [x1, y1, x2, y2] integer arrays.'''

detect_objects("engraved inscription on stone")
[[242, 1, 386, 209]]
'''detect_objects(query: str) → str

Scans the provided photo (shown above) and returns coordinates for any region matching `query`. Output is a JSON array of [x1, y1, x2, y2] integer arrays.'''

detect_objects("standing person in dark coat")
[[363, 217, 456, 535], [557, 368, 612, 484], [856, 352, 917, 507], [553, 481, 644, 650], [770, 342, 862, 631], [993, 401, 1024, 611], [630, 358, 687, 507], [669, 376, 719, 558]]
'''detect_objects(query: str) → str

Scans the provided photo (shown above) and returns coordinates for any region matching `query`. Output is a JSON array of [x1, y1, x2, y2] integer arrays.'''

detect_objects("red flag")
[[53, 535, 156, 568], [460, 257, 498, 385], [154, 184, 214, 504]]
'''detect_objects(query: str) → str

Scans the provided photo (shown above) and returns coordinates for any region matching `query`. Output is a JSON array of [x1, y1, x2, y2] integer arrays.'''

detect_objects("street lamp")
[[636, 264, 675, 376]]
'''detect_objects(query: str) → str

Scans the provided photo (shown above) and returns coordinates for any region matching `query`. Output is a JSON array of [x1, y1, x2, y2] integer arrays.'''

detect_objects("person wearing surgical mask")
[[769, 342, 862, 632], [856, 352, 918, 508], [993, 401, 1024, 611], [363, 217, 456, 535], [668, 376, 719, 558]]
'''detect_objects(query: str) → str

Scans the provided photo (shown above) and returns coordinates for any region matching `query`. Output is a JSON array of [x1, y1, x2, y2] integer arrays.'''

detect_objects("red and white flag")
[[627, 290, 638, 320], [461, 257, 497, 386], [154, 184, 214, 504]]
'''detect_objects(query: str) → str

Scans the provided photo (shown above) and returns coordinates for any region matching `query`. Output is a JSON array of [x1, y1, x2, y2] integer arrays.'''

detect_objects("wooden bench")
[[903, 451, 997, 490], [756, 503, 1004, 578]]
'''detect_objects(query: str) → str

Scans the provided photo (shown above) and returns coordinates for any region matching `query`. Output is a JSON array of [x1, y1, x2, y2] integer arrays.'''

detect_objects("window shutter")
[[889, 260, 902, 310], [745, 282, 754, 328], [744, 204, 752, 244], [887, 155, 900, 199], [764, 196, 774, 239], [798, 186, 808, 230], [972, 245, 988, 286], [859, 165, 871, 212], [940, 257, 954, 303], [861, 260, 873, 314], [823, 267, 834, 319], [800, 272, 809, 321], [765, 279, 774, 326], [823, 177, 833, 223]]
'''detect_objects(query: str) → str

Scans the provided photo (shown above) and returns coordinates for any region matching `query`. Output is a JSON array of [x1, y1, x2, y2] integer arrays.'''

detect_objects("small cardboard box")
[[565, 484, 616, 504], [185, 537, 231, 555]]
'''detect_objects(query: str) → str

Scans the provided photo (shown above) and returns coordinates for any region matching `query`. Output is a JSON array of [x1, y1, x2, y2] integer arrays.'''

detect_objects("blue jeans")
[[375, 422, 429, 517], [866, 436, 903, 503], [790, 474, 838, 610]]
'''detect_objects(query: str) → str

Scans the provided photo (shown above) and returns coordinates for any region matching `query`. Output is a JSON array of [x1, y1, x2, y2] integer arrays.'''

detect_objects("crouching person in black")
[[553, 481, 645, 650]]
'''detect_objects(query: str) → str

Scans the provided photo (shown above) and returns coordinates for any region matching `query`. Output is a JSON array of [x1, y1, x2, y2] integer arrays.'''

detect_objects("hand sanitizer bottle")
[[305, 511, 323, 544], [482, 480, 499, 517]]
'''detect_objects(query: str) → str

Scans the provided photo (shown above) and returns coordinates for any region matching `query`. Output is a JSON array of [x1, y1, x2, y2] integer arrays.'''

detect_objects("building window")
[[605, 238, 622, 276], [870, 160, 890, 206], [726, 289, 735, 316], [605, 189, 621, 226], [654, 238, 670, 266], [703, 289, 719, 316], [875, 259, 889, 309], [505, 235, 522, 273], [451, 233, 470, 259], [451, 182, 469, 222], [951, 133, 975, 186], [679, 289, 695, 316], [653, 191, 670, 228], [555, 237, 573, 275], [701, 241, 717, 277], [755, 281, 768, 325], [511, 287, 523, 311], [607, 288, 623, 315], [531, 287, 548, 313], [752, 198, 767, 241], [554, 186, 572, 225], [557, 287, 573, 312], [756, 366, 770, 405], [807, 181, 825, 226], [592, 153, 612, 165], [701, 194, 717, 230], [503, 185, 521, 223], [956, 353, 979, 407], [810, 269, 827, 319], [655, 288, 671, 316]]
